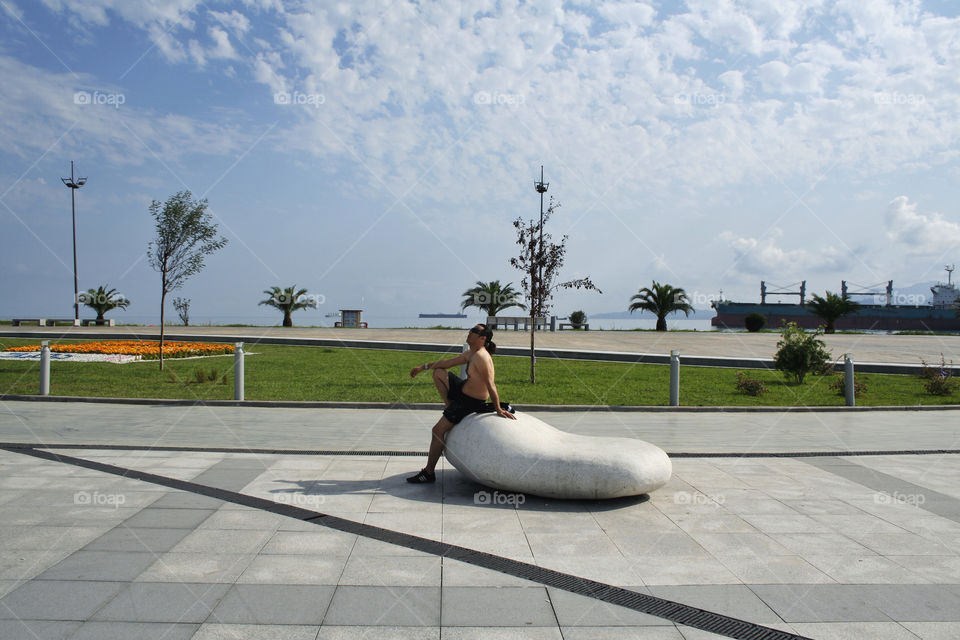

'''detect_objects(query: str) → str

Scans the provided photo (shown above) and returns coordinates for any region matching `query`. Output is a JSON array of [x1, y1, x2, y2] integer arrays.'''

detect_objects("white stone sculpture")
[[443, 411, 672, 499]]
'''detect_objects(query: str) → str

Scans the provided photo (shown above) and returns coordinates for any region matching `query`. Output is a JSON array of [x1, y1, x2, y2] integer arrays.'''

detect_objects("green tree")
[[807, 291, 860, 333], [259, 285, 318, 327], [460, 280, 526, 318], [511, 196, 600, 383], [147, 191, 227, 370], [628, 281, 693, 331], [78, 284, 129, 320], [774, 322, 832, 384]]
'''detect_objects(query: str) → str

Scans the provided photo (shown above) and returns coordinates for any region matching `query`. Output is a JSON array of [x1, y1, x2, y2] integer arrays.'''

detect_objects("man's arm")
[[409, 352, 468, 378]]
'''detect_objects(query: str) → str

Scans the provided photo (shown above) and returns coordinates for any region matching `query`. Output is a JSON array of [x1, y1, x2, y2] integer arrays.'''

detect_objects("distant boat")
[[419, 312, 467, 318]]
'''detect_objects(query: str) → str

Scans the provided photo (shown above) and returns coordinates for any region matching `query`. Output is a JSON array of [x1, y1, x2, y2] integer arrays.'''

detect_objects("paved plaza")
[[0, 400, 959, 639]]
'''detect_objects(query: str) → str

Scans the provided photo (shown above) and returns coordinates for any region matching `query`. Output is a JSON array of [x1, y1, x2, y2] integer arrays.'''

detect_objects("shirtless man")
[[406, 324, 516, 483]]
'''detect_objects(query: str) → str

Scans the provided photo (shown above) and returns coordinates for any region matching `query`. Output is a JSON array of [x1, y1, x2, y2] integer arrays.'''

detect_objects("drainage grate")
[[4, 445, 812, 640]]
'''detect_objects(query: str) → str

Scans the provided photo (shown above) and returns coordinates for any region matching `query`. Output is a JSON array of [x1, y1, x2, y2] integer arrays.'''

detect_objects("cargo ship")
[[711, 267, 960, 331]]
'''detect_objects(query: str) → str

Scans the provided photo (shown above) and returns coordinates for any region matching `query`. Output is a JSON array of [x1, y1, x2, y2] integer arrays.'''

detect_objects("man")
[[406, 324, 516, 483]]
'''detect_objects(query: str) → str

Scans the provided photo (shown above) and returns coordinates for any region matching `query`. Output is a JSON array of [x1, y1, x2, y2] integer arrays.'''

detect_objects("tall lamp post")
[[530, 166, 549, 382], [61, 161, 87, 320]]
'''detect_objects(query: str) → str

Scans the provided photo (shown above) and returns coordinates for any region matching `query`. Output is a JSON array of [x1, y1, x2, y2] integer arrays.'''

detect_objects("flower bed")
[[4, 340, 234, 360]]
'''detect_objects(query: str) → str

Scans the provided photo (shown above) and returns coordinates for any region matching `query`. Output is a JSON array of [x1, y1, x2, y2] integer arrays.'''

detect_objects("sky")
[[2, 0, 960, 325]]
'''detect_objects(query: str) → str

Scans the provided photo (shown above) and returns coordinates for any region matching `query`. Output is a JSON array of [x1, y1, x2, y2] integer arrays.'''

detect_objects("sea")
[[103, 314, 716, 331]]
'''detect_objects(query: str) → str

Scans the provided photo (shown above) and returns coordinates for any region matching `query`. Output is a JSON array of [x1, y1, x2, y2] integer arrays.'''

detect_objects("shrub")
[[919, 355, 957, 396], [773, 322, 831, 384], [828, 374, 866, 398], [735, 372, 767, 396], [744, 312, 766, 332], [569, 310, 587, 327]]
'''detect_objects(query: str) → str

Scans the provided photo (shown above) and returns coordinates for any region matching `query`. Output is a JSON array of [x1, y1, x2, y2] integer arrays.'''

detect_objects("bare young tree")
[[172, 297, 191, 326], [147, 191, 227, 369], [510, 197, 600, 383]]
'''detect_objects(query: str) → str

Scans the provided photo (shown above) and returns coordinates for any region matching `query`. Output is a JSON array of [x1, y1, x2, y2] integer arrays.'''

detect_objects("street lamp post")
[[61, 161, 87, 320], [531, 166, 549, 383]]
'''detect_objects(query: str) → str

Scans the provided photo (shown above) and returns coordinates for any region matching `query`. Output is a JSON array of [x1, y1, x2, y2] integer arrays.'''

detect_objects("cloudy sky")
[[2, 0, 959, 324]]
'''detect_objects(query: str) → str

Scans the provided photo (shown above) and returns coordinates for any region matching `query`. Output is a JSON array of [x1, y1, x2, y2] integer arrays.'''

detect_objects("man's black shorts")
[[442, 372, 487, 425]]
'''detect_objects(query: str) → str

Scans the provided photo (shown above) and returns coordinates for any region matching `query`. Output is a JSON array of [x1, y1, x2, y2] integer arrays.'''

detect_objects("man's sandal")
[[406, 468, 436, 483]]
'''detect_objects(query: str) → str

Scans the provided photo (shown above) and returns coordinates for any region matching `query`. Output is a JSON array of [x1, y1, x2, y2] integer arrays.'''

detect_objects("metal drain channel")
[[3, 445, 811, 640]]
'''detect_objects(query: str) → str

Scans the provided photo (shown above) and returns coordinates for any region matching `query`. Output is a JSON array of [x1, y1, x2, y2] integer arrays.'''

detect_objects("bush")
[[735, 372, 767, 396], [828, 374, 865, 398], [919, 355, 957, 396], [744, 312, 766, 332], [773, 322, 831, 384], [569, 310, 587, 327]]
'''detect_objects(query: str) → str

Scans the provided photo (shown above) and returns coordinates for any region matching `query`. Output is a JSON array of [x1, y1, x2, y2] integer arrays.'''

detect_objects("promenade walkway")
[[1, 399, 959, 638]]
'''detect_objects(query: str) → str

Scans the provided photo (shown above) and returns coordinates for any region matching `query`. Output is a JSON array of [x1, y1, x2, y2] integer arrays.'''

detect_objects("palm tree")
[[628, 281, 693, 331], [460, 280, 526, 318], [79, 285, 129, 320], [807, 291, 859, 333], [259, 285, 317, 327]]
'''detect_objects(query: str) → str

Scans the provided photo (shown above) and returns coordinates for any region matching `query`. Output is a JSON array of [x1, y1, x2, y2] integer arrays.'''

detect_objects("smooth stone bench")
[[444, 411, 672, 499]]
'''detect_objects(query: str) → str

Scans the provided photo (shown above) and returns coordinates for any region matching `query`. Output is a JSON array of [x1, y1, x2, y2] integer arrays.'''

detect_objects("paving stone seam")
[[3, 445, 812, 640]]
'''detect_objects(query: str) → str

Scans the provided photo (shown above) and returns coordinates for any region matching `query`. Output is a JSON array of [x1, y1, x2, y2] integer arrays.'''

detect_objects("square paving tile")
[[748, 584, 890, 622], [83, 526, 191, 553], [68, 621, 200, 639], [35, 551, 158, 581], [236, 554, 349, 585], [0, 619, 80, 639], [441, 586, 556, 627], [0, 580, 125, 620], [339, 555, 440, 586], [210, 584, 335, 625], [135, 552, 256, 583], [91, 582, 231, 622], [122, 508, 216, 529], [192, 623, 321, 639], [323, 586, 439, 626]]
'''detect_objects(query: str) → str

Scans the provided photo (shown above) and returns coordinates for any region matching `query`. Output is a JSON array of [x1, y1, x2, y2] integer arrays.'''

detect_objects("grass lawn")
[[0, 337, 956, 406]]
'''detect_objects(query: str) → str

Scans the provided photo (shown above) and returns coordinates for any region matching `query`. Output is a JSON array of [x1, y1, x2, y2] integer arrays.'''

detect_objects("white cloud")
[[720, 230, 850, 275], [885, 196, 960, 256]]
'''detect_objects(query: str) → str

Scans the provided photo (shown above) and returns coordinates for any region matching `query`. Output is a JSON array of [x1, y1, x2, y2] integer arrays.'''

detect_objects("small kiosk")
[[336, 309, 367, 328]]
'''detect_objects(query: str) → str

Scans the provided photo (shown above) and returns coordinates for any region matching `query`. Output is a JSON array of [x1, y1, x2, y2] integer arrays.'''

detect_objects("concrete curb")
[[2, 393, 958, 412]]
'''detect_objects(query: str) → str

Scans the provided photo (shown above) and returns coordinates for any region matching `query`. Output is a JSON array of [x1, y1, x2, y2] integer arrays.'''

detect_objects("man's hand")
[[497, 408, 517, 420], [409, 366, 423, 378]]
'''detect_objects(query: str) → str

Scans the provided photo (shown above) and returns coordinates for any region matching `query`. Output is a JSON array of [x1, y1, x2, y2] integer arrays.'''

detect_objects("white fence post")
[[844, 353, 855, 407], [670, 350, 680, 407], [234, 342, 244, 401], [40, 341, 50, 396]]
